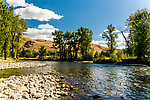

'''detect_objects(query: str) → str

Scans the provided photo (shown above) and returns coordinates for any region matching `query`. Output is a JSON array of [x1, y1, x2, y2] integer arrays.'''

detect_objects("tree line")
[[98, 9, 150, 63], [52, 27, 93, 61], [0, 1, 27, 60], [0, 0, 149, 62]]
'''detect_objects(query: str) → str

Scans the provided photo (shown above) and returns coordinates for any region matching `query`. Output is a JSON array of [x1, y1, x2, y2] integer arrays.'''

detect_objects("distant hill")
[[20, 36, 108, 53]]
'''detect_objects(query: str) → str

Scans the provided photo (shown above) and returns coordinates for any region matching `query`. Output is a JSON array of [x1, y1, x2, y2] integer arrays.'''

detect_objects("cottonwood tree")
[[0, 1, 27, 60], [0, 1, 11, 60], [127, 9, 150, 59], [102, 24, 118, 54], [52, 31, 64, 59]]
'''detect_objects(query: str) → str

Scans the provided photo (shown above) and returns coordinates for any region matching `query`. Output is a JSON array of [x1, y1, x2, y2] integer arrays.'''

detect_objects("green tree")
[[0, 2, 11, 60], [127, 9, 150, 59], [16, 18, 27, 59], [52, 31, 64, 60], [38, 46, 47, 60], [102, 24, 118, 54], [94, 51, 99, 58], [0, 2, 27, 60], [77, 27, 93, 59], [9, 6, 27, 59]]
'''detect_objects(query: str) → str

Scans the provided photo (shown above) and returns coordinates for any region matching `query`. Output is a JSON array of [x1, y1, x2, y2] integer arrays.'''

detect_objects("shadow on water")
[[0, 61, 150, 99]]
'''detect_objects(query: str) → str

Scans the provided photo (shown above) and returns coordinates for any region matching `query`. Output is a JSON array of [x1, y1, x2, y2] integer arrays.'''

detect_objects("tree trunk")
[[11, 35, 15, 59], [16, 36, 20, 59], [4, 40, 7, 60]]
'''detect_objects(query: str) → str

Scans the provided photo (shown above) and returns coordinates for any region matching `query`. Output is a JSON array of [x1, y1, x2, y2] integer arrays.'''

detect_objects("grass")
[[20, 36, 108, 53]]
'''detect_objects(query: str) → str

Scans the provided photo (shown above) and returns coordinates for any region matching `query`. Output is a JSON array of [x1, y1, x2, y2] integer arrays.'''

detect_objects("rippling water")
[[0, 61, 150, 99]]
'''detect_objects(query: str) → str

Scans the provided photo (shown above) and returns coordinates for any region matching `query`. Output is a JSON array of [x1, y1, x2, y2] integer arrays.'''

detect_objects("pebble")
[[0, 70, 77, 99], [0, 62, 47, 70]]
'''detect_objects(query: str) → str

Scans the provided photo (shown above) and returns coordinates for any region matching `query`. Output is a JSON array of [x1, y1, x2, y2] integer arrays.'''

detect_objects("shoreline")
[[0, 62, 47, 70], [0, 60, 149, 99], [0, 72, 76, 99]]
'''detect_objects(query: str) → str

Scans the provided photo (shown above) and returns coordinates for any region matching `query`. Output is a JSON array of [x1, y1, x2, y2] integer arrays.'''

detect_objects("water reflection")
[[0, 61, 150, 99]]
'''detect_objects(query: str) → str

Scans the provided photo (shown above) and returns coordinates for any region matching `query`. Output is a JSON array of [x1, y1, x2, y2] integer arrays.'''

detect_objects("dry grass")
[[20, 36, 108, 53]]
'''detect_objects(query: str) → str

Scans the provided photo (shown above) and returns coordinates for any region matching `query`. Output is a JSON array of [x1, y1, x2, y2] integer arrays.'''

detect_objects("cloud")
[[103, 29, 120, 33], [99, 34, 103, 36], [26, 23, 58, 41], [38, 23, 55, 29], [92, 40, 108, 47], [14, 4, 63, 21], [116, 32, 129, 49], [6, 0, 27, 7]]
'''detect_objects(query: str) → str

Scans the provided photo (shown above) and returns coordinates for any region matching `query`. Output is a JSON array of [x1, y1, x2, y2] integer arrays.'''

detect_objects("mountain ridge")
[[20, 36, 108, 53]]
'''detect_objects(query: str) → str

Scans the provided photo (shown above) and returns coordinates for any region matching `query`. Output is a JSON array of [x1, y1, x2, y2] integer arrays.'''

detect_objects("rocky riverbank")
[[0, 72, 76, 99], [0, 62, 47, 70]]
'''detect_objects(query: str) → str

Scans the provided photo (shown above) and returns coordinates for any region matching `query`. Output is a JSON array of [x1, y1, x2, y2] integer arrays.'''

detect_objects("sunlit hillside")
[[20, 36, 108, 53]]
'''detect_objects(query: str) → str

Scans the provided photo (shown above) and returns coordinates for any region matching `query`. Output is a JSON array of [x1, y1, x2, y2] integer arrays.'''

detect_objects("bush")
[[94, 51, 99, 58], [32, 51, 39, 58], [110, 54, 121, 63], [100, 51, 111, 57], [38, 46, 47, 60]]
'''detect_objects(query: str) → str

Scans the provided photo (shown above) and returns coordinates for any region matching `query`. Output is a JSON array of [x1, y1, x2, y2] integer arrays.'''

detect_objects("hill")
[[20, 36, 108, 53]]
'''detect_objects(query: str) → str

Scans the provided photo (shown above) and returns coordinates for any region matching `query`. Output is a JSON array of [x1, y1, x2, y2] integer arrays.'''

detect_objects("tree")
[[52, 27, 93, 61], [77, 27, 93, 59], [64, 31, 73, 60], [16, 18, 27, 59], [102, 24, 118, 54], [0, 2, 27, 60], [127, 9, 150, 59], [9, 6, 27, 59], [52, 31, 64, 60], [38, 46, 47, 60], [0, 2, 11, 60], [94, 51, 99, 58]]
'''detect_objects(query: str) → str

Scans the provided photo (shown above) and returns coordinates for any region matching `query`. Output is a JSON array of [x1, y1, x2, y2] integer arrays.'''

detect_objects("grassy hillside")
[[20, 36, 108, 53]]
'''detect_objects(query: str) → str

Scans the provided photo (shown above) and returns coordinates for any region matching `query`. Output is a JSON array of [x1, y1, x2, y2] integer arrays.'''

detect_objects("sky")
[[4, 0, 150, 49]]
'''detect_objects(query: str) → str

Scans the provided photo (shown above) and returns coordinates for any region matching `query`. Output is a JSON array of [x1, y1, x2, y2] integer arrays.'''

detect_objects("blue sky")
[[5, 0, 150, 49]]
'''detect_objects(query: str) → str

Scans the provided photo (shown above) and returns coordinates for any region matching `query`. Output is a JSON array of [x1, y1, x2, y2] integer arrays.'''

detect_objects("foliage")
[[100, 51, 111, 57], [77, 27, 93, 59], [94, 51, 99, 58], [32, 50, 39, 58], [38, 46, 47, 60], [102, 24, 118, 54], [0, 1, 27, 60], [47, 51, 57, 56], [20, 49, 33, 58], [127, 9, 150, 59], [52, 27, 93, 61]]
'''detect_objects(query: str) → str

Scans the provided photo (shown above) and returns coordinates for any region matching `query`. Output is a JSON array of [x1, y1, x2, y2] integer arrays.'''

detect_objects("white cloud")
[[38, 23, 55, 29], [92, 40, 106, 44], [6, 0, 27, 7], [104, 29, 108, 32], [26, 24, 58, 41], [92, 40, 108, 47], [116, 32, 129, 49], [99, 34, 103, 36], [14, 4, 63, 21], [114, 29, 120, 33]]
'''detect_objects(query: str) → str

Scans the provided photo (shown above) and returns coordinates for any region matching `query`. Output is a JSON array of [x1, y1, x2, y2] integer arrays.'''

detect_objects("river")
[[0, 61, 150, 99]]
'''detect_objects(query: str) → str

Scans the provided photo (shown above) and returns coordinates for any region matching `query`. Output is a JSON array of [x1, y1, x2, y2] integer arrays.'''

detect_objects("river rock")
[[30, 87, 36, 95], [22, 92, 29, 99], [34, 93, 42, 99], [7, 83, 17, 90], [21, 86, 29, 92], [0, 93, 8, 99]]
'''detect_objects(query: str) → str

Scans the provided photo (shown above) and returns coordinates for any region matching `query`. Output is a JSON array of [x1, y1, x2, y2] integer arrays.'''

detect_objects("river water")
[[0, 61, 150, 99]]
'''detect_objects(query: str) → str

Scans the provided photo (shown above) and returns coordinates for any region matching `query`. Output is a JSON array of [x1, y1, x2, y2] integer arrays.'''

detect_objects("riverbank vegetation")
[[94, 9, 150, 65], [0, 0, 149, 66], [0, 1, 27, 60]]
